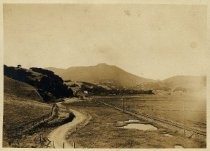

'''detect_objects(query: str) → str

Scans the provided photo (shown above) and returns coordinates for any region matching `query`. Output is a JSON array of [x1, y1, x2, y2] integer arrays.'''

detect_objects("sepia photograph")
[[1, 1, 208, 149]]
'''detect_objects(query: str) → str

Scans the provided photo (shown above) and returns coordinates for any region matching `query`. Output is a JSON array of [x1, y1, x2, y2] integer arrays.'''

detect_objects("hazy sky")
[[3, 4, 207, 80]]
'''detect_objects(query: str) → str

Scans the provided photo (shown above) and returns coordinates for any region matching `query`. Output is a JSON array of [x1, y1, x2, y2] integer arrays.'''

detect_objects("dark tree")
[[17, 65, 21, 68]]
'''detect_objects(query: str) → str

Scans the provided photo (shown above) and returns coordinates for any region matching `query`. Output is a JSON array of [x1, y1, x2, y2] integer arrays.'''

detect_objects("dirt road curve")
[[48, 109, 86, 148]]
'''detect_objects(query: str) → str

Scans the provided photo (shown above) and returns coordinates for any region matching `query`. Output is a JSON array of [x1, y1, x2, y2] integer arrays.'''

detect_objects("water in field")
[[174, 145, 184, 148], [122, 123, 158, 131], [163, 134, 173, 137], [94, 94, 206, 131]]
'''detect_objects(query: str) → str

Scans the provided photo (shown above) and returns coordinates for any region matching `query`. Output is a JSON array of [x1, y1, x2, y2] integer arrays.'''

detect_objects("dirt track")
[[48, 109, 86, 148]]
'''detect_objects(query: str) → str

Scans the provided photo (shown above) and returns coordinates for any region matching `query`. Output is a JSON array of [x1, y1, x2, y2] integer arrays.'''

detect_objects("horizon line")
[[3, 63, 206, 81]]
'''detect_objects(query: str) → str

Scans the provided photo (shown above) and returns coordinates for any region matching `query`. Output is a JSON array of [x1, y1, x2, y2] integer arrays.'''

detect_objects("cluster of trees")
[[173, 87, 186, 92], [4, 65, 73, 102], [79, 82, 154, 96], [30, 67, 73, 99], [4, 65, 34, 84]]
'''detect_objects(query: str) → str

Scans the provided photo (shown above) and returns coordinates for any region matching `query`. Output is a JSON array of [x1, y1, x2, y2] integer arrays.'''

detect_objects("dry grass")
[[65, 99, 205, 148], [95, 94, 206, 131], [4, 76, 42, 101], [3, 76, 52, 146], [3, 96, 51, 132]]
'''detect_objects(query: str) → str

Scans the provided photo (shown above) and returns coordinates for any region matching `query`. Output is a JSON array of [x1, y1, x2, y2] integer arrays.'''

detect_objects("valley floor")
[[4, 96, 206, 148], [62, 98, 205, 148]]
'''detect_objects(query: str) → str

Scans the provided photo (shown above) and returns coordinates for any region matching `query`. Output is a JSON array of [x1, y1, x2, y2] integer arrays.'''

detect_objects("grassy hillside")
[[4, 76, 42, 101], [3, 76, 52, 146]]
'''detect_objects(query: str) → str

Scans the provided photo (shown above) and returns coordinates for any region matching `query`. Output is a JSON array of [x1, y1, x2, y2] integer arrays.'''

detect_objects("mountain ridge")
[[47, 63, 206, 91], [47, 63, 154, 88]]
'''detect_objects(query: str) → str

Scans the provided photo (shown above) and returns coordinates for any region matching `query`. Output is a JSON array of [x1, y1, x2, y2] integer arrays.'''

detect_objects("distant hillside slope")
[[4, 65, 74, 101], [164, 75, 206, 91], [3, 76, 52, 146], [4, 76, 42, 101], [48, 63, 153, 88], [48, 64, 206, 92]]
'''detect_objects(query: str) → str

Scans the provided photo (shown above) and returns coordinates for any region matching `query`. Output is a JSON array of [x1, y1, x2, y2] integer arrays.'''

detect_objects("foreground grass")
[[3, 76, 52, 147], [65, 99, 205, 148], [3, 95, 52, 145]]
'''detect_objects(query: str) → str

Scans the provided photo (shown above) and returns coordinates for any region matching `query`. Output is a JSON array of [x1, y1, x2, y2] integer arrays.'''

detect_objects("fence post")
[[39, 134, 42, 144], [73, 141, 75, 148], [52, 141, 55, 148]]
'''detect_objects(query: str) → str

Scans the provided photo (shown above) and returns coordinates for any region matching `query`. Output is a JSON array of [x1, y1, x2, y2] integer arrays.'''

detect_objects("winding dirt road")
[[48, 109, 86, 148]]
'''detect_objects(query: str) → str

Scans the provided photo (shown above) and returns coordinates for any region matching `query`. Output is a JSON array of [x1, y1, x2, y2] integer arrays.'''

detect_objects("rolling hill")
[[48, 63, 206, 92], [164, 75, 206, 91], [3, 76, 52, 146], [47, 63, 153, 88], [4, 76, 42, 101]]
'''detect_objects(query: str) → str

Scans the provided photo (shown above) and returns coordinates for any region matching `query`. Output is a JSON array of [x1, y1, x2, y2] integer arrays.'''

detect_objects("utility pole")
[[73, 141, 75, 148], [183, 101, 185, 136], [184, 102, 186, 136], [122, 98, 124, 113]]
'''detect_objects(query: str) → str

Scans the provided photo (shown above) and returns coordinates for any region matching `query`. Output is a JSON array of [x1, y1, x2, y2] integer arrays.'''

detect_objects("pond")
[[160, 132, 173, 137], [174, 145, 184, 148], [163, 134, 173, 137], [122, 123, 158, 131]]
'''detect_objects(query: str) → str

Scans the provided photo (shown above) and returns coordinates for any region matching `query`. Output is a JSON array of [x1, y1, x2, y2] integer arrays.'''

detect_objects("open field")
[[3, 95, 52, 144], [94, 93, 206, 132], [4, 96, 51, 132], [64, 99, 205, 148]]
